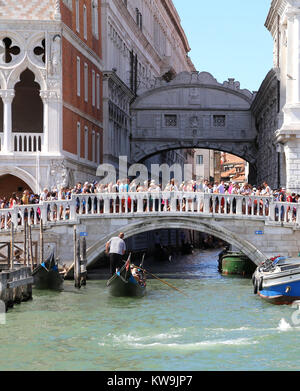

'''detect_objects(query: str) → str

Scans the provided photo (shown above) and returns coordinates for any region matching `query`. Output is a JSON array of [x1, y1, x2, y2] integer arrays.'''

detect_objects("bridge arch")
[[86, 215, 267, 268], [130, 71, 258, 166]]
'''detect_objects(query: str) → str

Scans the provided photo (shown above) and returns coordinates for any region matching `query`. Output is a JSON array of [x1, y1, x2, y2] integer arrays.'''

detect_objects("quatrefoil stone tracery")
[[33, 39, 45, 63], [1, 37, 20, 64]]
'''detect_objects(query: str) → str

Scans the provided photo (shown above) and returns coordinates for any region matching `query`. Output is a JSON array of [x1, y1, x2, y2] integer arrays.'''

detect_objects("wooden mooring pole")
[[73, 226, 81, 288], [39, 219, 44, 266], [81, 237, 87, 286], [74, 238, 81, 289], [28, 223, 33, 268], [24, 220, 28, 266], [10, 222, 14, 270]]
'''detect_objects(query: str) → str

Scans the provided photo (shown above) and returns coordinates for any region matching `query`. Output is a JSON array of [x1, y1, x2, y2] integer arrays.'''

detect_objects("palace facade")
[[101, 0, 195, 167], [0, 0, 103, 194]]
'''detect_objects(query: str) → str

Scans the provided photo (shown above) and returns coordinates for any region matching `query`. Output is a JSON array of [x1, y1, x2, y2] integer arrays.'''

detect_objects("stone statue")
[[49, 160, 69, 190], [51, 35, 61, 76]]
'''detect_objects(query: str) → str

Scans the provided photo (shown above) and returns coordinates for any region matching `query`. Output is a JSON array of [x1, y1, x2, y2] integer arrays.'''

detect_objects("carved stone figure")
[[190, 116, 199, 128], [51, 35, 61, 76], [49, 160, 69, 190]]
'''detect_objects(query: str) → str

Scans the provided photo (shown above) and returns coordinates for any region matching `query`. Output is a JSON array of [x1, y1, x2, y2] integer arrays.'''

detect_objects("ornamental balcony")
[[0, 132, 44, 153]]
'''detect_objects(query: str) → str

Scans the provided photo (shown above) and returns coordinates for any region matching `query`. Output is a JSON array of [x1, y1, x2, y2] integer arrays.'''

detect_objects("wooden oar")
[[139, 253, 145, 268], [132, 264, 189, 297]]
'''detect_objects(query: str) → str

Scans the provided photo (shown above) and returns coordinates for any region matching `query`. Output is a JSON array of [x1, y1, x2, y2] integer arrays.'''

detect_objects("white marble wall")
[[265, 0, 300, 191], [101, 0, 194, 167]]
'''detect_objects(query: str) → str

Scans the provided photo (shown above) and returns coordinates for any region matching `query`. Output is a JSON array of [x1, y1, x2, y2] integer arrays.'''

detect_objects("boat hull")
[[221, 253, 256, 277], [253, 258, 300, 304], [33, 267, 64, 290], [32, 255, 64, 291], [258, 282, 300, 305], [107, 273, 146, 297]]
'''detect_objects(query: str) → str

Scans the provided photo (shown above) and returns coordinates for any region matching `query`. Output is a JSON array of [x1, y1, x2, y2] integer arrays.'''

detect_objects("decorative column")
[[286, 12, 294, 105], [276, 7, 300, 192], [293, 11, 300, 104], [41, 90, 62, 154], [40, 90, 49, 153], [1, 90, 15, 153]]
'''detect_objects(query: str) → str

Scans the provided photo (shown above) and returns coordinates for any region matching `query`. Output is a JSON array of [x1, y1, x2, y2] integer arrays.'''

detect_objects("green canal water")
[[1, 249, 300, 371]]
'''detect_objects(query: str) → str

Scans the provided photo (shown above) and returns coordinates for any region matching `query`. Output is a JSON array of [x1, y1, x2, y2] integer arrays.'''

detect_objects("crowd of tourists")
[[0, 178, 298, 210], [0, 178, 298, 228]]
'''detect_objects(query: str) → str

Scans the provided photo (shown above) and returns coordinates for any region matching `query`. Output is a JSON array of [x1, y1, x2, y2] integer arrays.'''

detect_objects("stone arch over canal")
[[130, 71, 258, 174], [83, 215, 273, 268]]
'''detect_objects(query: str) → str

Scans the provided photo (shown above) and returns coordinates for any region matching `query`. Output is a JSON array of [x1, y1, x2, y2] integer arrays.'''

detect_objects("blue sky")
[[172, 0, 273, 92]]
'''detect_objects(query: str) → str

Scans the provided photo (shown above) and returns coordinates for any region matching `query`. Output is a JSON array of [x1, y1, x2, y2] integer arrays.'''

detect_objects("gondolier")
[[105, 232, 126, 276]]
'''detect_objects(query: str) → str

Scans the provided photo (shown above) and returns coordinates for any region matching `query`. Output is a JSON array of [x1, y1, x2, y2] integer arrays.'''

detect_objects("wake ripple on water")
[[130, 338, 258, 350], [98, 328, 258, 351], [103, 329, 184, 344]]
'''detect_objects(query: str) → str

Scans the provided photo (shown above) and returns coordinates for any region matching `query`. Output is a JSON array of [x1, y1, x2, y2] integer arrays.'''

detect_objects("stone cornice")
[[160, 0, 191, 53], [265, 0, 288, 35], [135, 72, 254, 106], [102, 70, 135, 100], [0, 19, 61, 31], [63, 101, 103, 129], [62, 24, 103, 71]]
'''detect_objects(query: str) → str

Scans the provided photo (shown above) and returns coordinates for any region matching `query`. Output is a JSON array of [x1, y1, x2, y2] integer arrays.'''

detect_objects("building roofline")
[[161, 0, 191, 53], [265, 0, 288, 34]]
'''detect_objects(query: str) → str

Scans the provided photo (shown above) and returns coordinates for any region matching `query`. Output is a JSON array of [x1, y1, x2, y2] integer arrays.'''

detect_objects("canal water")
[[1, 249, 300, 371]]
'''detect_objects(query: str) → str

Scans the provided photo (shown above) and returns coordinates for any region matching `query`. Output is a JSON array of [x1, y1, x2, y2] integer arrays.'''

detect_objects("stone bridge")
[[130, 71, 257, 172], [0, 192, 300, 269]]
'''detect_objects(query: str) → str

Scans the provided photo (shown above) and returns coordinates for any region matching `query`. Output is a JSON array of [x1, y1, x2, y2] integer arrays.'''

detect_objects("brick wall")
[[61, 1, 103, 166], [63, 106, 103, 164], [61, 0, 102, 59]]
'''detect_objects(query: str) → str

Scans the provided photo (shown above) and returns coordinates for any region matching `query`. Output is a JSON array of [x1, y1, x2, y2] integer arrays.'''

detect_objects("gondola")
[[106, 255, 146, 297], [32, 251, 64, 290]]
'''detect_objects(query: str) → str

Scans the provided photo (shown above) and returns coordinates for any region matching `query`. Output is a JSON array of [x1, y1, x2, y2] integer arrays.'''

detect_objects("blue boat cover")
[[272, 256, 287, 266]]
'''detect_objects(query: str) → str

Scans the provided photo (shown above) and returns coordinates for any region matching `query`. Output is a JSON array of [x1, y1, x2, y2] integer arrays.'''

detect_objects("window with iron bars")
[[213, 115, 226, 127], [165, 115, 177, 127]]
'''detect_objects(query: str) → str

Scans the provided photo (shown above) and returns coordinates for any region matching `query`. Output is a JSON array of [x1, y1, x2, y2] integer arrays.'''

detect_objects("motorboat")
[[252, 256, 300, 304]]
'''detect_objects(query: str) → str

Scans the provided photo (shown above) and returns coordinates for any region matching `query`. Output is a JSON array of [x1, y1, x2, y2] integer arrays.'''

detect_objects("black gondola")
[[32, 251, 64, 290], [106, 256, 146, 297]]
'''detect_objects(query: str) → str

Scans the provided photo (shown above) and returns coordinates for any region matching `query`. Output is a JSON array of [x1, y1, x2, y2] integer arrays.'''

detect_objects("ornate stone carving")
[[0, 37, 21, 66], [189, 87, 200, 104], [189, 115, 199, 128], [49, 160, 69, 190], [0, 89, 15, 103], [33, 39, 45, 64], [54, 0, 61, 20], [223, 78, 240, 90], [50, 35, 61, 76]]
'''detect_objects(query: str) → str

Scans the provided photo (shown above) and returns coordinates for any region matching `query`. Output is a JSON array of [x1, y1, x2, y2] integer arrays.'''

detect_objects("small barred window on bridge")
[[165, 115, 177, 127], [213, 115, 226, 128]]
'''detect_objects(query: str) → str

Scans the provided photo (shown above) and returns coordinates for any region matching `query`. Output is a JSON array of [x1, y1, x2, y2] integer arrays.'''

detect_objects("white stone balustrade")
[[13, 133, 43, 152], [0, 192, 300, 232]]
